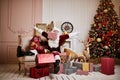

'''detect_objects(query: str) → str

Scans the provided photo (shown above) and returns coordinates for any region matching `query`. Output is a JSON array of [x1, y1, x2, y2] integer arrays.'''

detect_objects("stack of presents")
[[60, 57, 114, 75], [29, 51, 115, 79], [30, 53, 55, 78]]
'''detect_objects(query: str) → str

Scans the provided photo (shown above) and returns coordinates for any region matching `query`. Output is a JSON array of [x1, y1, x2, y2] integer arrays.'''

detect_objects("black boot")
[[54, 60, 60, 74]]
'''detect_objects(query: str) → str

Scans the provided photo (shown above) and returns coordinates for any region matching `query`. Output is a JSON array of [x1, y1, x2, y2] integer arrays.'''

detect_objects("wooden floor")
[[0, 64, 120, 80]]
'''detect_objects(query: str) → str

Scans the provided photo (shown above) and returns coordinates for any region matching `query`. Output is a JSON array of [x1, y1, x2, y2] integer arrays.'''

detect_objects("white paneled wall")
[[42, 0, 120, 53]]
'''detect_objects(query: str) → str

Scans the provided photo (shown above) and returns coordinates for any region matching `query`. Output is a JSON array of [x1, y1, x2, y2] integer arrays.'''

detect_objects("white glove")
[[34, 26, 43, 33], [30, 49, 38, 55], [69, 32, 79, 38]]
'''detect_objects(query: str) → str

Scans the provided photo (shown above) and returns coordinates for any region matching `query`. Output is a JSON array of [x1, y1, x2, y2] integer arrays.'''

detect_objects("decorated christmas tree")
[[88, 0, 120, 58]]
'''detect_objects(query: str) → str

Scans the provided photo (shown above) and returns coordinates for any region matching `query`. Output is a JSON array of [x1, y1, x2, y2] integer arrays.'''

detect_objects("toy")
[[30, 35, 45, 54]]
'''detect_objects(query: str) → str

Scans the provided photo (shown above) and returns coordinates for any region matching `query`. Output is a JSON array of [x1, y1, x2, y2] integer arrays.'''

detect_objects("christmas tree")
[[88, 0, 120, 58]]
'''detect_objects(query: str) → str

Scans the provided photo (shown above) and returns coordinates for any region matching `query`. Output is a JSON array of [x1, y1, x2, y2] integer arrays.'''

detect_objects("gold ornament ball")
[[104, 9, 108, 13], [104, 45, 109, 49], [97, 38, 102, 42]]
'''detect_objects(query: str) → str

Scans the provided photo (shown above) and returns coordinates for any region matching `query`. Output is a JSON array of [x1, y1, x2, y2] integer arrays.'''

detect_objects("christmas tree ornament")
[[113, 22, 116, 24], [97, 38, 102, 42], [106, 41, 110, 46], [107, 30, 113, 36], [104, 9, 108, 13], [104, 45, 109, 49]]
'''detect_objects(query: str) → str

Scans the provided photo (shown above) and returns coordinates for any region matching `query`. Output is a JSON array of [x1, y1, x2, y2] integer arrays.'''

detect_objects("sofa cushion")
[[24, 55, 36, 62]]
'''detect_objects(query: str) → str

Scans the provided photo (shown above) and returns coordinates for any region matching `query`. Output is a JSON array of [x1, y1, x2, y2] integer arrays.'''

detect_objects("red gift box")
[[30, 67, 49, 79], [101, 57, 114, 75]]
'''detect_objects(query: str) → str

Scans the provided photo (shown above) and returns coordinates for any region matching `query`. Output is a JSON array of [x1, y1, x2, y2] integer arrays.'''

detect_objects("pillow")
[[21, 36, 33, 51], [47, 32, 57, 40]]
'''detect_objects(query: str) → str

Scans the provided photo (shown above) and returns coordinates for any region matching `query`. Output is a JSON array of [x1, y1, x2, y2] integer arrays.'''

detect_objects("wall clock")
[[61, 22, 73, 33]]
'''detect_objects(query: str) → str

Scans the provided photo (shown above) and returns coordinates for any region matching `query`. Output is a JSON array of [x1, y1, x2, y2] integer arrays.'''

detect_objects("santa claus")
[[34, 21, 78, 52], [34, 21, 79, 74]]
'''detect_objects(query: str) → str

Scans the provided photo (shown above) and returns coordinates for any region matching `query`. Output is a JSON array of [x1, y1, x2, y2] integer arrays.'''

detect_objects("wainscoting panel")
[[7, 44, 18, 63], [0, 0, 42, 63]]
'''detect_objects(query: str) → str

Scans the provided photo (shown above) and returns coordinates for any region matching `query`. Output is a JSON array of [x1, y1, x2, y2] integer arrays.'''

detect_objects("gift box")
[[89, 63, 94, 72], [59, 52, 67, 63], [63, 62, 71, 69], [49, 63, 54, 73], [30, 67, 49, 79], [76, 69, 89, 75], [63, 69, 73, 75], [101, 57, 114, 75], [36, 54, 55, 67], [69, 66, 77, 73], [93, 64, 101, 72], [72, 62, 82, 69], [58, 63, 64, 74], [82, 62, 89, 71]]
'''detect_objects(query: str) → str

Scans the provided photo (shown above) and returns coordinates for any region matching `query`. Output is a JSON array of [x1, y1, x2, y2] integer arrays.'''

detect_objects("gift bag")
[[36, 54, 55, 67], [82, 62, 89, 71]]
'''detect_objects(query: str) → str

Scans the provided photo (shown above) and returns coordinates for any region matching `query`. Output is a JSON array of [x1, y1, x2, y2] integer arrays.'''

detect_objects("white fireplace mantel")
[[60, 38, 82, 54]]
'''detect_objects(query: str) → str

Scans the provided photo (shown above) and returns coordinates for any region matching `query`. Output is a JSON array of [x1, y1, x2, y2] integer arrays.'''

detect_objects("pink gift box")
[[47, 32, 57, 40], [89, 63, 94, 72], [36, 54, 55, 64], [76, 69, 89, 75], [58, 63, 64, 74]]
